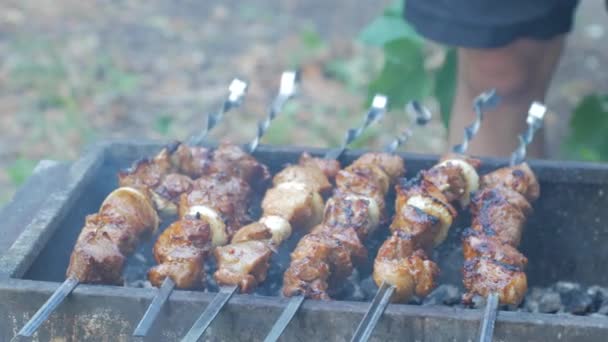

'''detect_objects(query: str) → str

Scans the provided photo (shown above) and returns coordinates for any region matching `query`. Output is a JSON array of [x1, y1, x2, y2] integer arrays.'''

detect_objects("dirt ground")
[[0, 0, 607, 205]]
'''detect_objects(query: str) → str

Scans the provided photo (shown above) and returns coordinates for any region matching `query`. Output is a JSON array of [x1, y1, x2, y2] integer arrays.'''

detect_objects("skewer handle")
[[190, 78, 248, 146], [16, 277, 79, 337], [384, 100, 432, 154], [263, 295, 305, 342], [181, 285, 238, 342], [478, 293, 500, 342], [247, 71, 299, 153], [509, 102, 547, 166], [452, 89, 500, 154], [350, 282, 395, 342], [132, 277, 176, 336], [324, 94, 387, 160]]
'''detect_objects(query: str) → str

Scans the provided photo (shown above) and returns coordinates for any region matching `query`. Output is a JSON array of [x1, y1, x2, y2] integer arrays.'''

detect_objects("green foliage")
[[434, 49, 458, 128], [359, 1, 457, 128], [564, 94, 608, 161], [154, 115, 174, 136], [7, 158, 38, 186], [366, 39, 430, 108]]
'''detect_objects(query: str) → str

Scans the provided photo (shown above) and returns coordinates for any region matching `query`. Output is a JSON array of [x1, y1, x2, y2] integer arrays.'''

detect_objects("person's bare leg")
[[449, 36, 565, 158]]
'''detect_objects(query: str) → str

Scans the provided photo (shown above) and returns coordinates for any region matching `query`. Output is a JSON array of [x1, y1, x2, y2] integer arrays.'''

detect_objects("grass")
[[0, 35, 142, 206]]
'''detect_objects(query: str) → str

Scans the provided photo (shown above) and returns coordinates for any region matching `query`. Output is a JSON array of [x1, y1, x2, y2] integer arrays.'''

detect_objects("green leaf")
[[154, 115, 173, 136], [300, 28, 324, 50], [358, 16, 421, 47], [383, 0, 405, 17], [434, 49, 458, 129], [7, 158, 38, 186], [564, 94, 608, 160], [367, 39, 431, 110]]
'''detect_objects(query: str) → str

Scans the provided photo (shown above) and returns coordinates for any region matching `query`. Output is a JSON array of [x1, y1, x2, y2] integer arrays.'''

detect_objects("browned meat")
[[282, 232, 354, 299], [350, 152, 405, 181], [311, 224, 368, 265], [462, 228, 527, 268], [322, 192, 382, 240], [179, 172, 252, 239], [210, 142, 271, 190], [214, 240, 273, 293], [394, 178, 457, 248], [273, 165, 333, 196], [373, 232, 439, 302], [212, 153, 336, 293], [282, 153, 404, 299], [480, 163, 539, 202], [171, 144, 213, 178], [261, 182, 324, 230], [462, 164, 538, 306], [371, 154, 479, 303], [470, 187, 531, 246], [390, 205, 440, 253], [334, 167, 387, 219], [462, 257, 528, 306], [148, 217, 211, 288], [298, 153, 341, 182], [231, 221, 273, 244], [67, 187, 159, 284], [117, 143, 213, 216]]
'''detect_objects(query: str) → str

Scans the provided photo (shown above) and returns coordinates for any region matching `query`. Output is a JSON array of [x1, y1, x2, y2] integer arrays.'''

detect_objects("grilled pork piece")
[[373, 154, 480, 303], [118, 142, 270, 216], [148, 172, 253, 288], [148, 217, 211, 288], [282, 153, 404, 299], [373, 231, 439, 302], [214, 155, 337, 293], [462, 163, 539, 306], [67, 187, 159, 284]]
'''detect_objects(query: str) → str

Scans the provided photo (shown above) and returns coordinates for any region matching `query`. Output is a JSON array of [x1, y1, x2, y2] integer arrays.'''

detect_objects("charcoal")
[[470, 295, 486, 309], [423, 285, 461, 306], [554, 281, 582, 294], [598, 305, 608, 315], [360, 276, 378, 300], [538, 291, 561, 314], [587, 286, 608, 311], [524, 287, 544, 313], [560, 288, 593, 315]]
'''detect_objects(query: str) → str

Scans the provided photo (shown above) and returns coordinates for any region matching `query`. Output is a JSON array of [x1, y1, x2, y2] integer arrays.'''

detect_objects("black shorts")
[[405, 0, 580, 48]]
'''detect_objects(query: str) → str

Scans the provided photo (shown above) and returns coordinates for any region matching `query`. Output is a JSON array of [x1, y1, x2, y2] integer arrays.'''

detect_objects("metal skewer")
[[184, 94, 387, 342], [247, 71, 300, 153], [133, 75, 280, 337], [189, 78, 249, 146], [15, 78, 250, 342], [179, 72, 301, 342], [350, 90, 500, 342], [452, 89, 500, 154], [478, 101, 546, 342], [265, 99, 426, 342]]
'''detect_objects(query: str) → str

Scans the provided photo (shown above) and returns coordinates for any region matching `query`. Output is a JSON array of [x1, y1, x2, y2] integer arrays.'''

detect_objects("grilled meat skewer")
[[462, 163, 539, 306], [282, 152, 405, 300], [149, 171, 254, 289], [373, 154, 481, 302], [213, 153, 338, 293], [68, 142, 269, 286]]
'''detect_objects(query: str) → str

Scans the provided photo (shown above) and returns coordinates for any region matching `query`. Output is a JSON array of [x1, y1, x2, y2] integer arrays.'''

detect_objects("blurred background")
[[0, 0, 606, 206]]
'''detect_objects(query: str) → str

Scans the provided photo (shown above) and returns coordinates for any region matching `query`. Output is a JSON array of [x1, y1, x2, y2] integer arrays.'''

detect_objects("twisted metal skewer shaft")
[[509, 102, 547, 166], [350, 101, 433, 342], [247, 71, 299, 153], [190, 78, 248, 146], [452, 89, 500, 154], [384, 100, 432, 154], [479, 101, 546, 342], [324, 94, 387, 160]]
